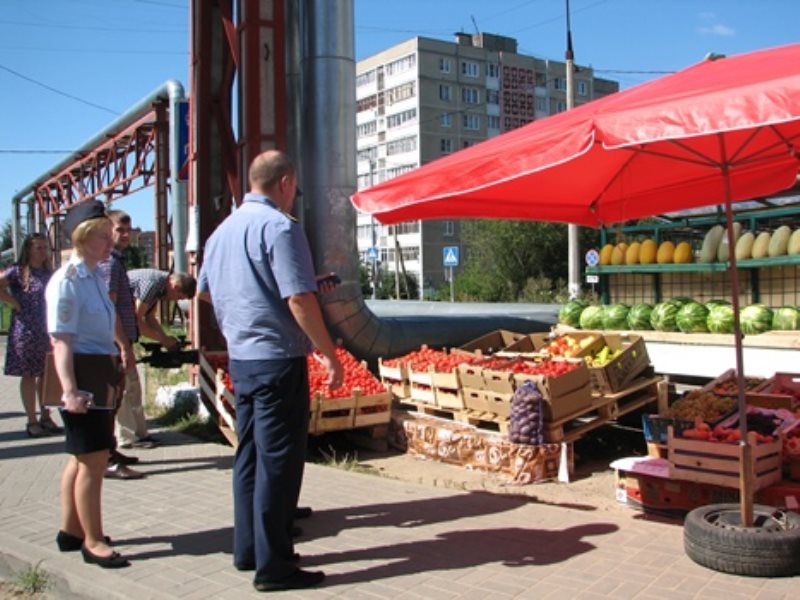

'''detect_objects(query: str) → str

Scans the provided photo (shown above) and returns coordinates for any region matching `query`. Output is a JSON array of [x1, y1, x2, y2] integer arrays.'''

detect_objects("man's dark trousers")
[[230, 357, 309, 581]]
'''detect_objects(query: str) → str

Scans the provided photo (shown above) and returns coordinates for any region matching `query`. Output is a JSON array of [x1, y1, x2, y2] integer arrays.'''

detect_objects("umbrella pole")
[[721, 172, 754, 528]]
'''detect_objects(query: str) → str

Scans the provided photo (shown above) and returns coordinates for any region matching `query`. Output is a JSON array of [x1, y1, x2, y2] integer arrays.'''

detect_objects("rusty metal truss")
[[33, 110, 167, 219]]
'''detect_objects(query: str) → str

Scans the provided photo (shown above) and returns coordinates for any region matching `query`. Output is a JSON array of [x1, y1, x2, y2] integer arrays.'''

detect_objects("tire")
[[684, 503, 800, 577]]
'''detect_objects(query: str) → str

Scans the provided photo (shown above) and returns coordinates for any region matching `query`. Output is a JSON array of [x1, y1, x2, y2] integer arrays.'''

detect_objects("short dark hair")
[[107, 209, 131, 225], [170, 272, 197, 298]]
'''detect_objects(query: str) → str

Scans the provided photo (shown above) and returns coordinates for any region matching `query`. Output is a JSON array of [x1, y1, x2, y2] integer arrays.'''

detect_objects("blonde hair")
[[71, 217, 112, 257]]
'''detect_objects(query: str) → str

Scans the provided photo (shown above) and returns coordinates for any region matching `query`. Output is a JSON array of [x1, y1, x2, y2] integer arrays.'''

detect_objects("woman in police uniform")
[[45, 201, 129, 569]]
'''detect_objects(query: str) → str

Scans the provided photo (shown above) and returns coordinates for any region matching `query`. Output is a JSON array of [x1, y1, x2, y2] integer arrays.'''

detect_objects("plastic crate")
[[642, 414, 694, 444]]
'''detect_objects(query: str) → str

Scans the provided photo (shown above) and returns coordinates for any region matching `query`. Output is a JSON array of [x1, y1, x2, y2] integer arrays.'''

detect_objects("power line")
[[0, 19, 186, 34], [0, 150, 74, 154], [0, 45, 187, 56], [0, 63, 120, 115]]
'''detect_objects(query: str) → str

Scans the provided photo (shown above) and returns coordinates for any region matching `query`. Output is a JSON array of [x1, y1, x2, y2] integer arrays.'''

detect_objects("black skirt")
[[60, 354, 122, 456]]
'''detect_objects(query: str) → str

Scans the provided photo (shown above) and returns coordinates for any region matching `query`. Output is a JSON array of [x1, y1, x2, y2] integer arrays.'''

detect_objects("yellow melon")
[[610, 245, 625, 265], [625, 241, 641, 265], [599, 243, 614, 265], [674, 241, 693, 264], [768, 225, 792, 257], [752, 231, 771, 258], [656, 241, 675, 264], [639, 239, 657, 264], [735, 231, 755, 260], [789, 229, 800, 255]]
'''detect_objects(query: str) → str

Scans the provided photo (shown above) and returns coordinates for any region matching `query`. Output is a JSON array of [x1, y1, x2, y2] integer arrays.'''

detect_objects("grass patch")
[[11, 561, 49, 596], [308, 442, 379, 475]]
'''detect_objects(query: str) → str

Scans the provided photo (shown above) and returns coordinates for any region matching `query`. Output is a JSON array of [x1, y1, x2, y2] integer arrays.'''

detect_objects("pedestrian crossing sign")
[[443, 246, 459, 267]]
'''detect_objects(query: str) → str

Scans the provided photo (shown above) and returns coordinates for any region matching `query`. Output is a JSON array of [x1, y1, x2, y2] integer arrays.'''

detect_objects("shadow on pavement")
[[313, 523, 620, 585]]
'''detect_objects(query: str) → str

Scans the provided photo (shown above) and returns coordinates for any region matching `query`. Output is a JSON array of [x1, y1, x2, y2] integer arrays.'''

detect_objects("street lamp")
[[565, 0, 581, 300]]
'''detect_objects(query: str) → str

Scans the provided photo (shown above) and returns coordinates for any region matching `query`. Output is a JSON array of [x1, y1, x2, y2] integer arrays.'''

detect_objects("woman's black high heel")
[[56, 531, 112, 552], [80, 545, 130, 569]]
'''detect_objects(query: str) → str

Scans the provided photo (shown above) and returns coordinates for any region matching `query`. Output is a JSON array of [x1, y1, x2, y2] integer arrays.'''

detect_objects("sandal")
[[40, 417, 64, 434], [26, 423, 49, 438]]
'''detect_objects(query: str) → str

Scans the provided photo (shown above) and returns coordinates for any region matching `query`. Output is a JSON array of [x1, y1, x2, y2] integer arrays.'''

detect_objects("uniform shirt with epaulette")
[[198, 192, 317, 361], [45, 256, 118, 355]]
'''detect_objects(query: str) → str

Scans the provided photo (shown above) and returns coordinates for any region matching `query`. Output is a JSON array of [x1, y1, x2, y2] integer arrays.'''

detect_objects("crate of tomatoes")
[[307, 347, 391, 433], [510, 359, 592, 421], [399, 346, 482, 409]]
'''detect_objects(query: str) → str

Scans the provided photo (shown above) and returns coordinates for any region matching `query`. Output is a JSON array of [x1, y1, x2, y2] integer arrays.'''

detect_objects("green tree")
[[123, 245, 149, 268], [374, 267, 418, 300], [1, 220, 12, 252], [459, 220, 600, 302]]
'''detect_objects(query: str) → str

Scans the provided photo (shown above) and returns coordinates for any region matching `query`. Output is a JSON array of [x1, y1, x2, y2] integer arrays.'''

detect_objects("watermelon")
[[707, 305, 735, 334], [704, 299, 731, 311], [627, 303, 654, 330], [740, 304, 773, 335], [669, 296, 694, 309], [772, 306, 800, 330], [651, 302, 679, 332], [676, 302, 709, 333], [559, 299, 588, 328], [602, 304, 630, 330], [579, 305, 604, 330]]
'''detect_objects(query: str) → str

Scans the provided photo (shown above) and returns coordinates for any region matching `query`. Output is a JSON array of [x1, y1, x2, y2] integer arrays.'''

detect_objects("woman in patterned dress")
[[0, 233, 56, 437]]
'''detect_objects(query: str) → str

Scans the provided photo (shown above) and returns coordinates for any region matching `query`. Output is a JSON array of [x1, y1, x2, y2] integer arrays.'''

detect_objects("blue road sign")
[[366, 246, 379, 262], [443, 246, 459, 267], [585, 249, 600, 267]]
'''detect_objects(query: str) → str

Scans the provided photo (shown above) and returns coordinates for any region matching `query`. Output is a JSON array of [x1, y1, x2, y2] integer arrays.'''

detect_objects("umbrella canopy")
[[352, 43, 800, 227]]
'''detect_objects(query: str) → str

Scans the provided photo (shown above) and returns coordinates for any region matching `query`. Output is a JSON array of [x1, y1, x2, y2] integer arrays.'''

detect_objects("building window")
[[356, 95, 378, 113], [439, 84, 451, 101], [486, 89, 499, 105], [444, 221, 455, 236], [461, 60, 479, 78], [386, 81, 416, 105], [462, 113, 480, 130], [553, 77, 567, 91], [386, 163, 415, 179], [357, 146, 377, 162], [440, 113, 452, 127], [356, 69, 376, 88], [386, 135, 417, 156], [487, 115, 500, 129], [487, 63, 499, 78], [461, 87, 479, 104], [386, 108, 417, 129], [440, 138, 453, 154], [386, 53, 416, 76], [556, 100, 567, 112], [577, 81, 588, 96], [536, 97, 548, 112], [439, 57, 451, 73], [357, 121, 377, 138]]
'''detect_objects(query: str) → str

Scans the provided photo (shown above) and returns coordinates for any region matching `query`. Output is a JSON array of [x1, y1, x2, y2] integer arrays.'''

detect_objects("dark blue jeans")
[[229, 357, 310, 581]]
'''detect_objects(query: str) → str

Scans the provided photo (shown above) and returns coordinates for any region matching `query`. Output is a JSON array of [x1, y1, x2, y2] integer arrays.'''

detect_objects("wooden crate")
[[197, 350, 238, 445], [313, 395, 356, 433], [462, 388, 513, 418], [746, 372, 800, 410], [353, 389, 392, 428], [668, 426, 782, 491], [378, 358, 410, 399]]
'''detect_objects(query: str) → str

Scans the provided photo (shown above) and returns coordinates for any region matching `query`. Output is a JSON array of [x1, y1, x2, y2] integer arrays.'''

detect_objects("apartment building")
[[355, 32, 619, 298]]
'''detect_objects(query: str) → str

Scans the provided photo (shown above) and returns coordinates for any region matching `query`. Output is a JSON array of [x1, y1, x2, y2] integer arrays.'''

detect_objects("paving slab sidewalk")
[[1, 338, 797, 599]]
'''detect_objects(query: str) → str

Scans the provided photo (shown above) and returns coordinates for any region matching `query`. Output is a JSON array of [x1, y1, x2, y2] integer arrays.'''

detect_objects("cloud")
[[698, 23, 736, 37]]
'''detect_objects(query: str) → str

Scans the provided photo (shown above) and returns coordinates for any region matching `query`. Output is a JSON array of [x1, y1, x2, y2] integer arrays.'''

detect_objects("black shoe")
[[236, 553, 299, 571], [253, 569, 324, 592], [81, 545, 130, 569], [56, 531, 112, 551], [110, 450, 139, 465], [292, 525, 303, 538], [39, 418, 64, 434], [294, 506, 312, 519]]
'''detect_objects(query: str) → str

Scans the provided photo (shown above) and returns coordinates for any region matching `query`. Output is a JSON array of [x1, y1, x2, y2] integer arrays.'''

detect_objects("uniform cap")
[[64, 201, 107, 237]]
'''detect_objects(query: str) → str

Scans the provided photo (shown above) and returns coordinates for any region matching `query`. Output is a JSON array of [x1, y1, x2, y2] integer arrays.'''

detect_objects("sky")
[[1, 0, 798, 233]]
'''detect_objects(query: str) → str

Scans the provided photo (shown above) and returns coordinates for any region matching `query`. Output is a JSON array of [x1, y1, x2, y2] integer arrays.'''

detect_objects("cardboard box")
[[459, 330, 526, 355], [513, 360, 593, 421], [588, 334, 650, 394], [463, 388, 513, 418]]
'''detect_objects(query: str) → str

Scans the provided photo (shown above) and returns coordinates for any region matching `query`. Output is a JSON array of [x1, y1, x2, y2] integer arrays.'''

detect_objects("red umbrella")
[[353, 43, 800, 529]]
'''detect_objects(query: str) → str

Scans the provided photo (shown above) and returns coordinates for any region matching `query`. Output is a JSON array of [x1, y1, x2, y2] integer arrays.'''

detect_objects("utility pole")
[[369, 160, 378, 299], [565, 0, 581, 299]]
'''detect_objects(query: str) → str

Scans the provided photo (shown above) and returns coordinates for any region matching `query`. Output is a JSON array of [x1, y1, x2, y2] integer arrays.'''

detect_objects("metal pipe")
[[10, 80, 188, 269], [301, 0, 555, 361]]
